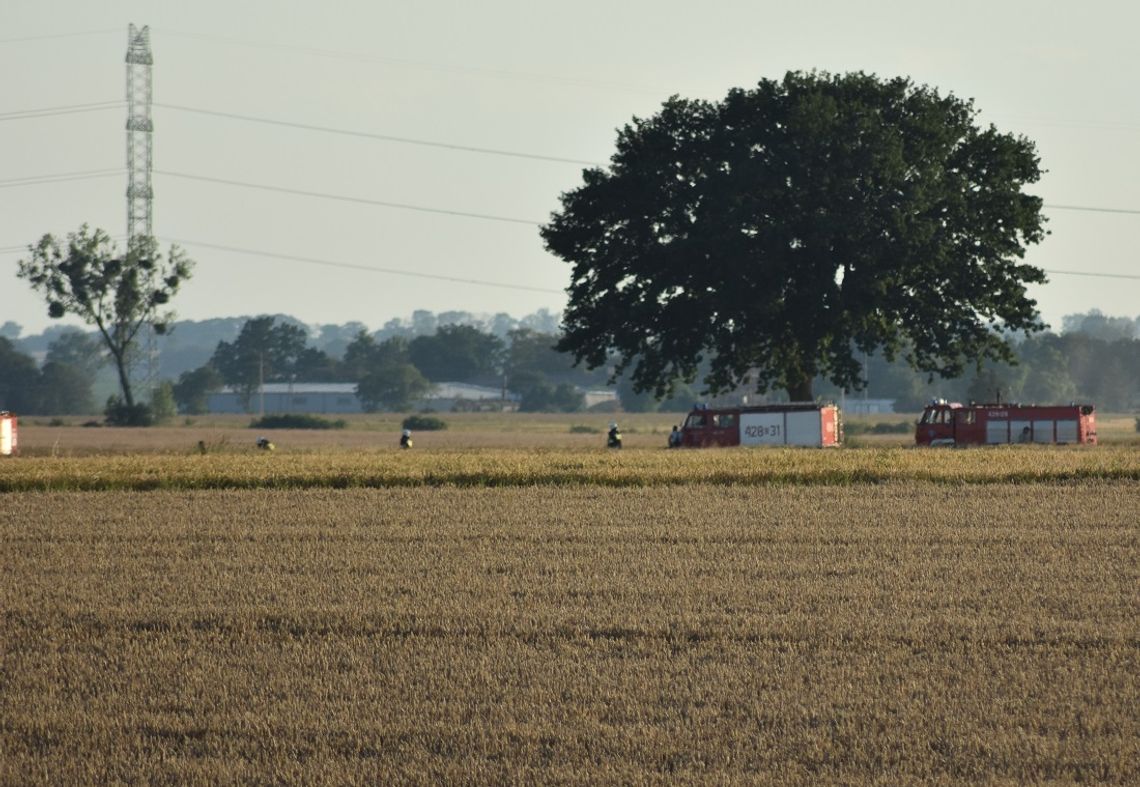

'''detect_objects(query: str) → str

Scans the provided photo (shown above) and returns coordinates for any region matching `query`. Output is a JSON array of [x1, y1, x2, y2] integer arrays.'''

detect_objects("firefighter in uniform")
[[400, 429, 413, 449], [607, 422, 622, 449]]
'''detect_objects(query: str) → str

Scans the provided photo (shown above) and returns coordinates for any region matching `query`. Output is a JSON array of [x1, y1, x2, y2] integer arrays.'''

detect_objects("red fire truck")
[[915, 400, 1097, 446], [679, 403, 841, 447], [0, 411, 17, 456]]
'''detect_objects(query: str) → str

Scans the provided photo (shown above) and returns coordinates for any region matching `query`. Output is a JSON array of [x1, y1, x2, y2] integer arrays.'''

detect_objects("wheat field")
[[2, 475, 1137, 784], [3, 441, 1140, 493]]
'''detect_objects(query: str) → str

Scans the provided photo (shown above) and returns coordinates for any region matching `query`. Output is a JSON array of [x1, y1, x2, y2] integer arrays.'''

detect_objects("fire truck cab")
[[915, 400, 1097, 446]]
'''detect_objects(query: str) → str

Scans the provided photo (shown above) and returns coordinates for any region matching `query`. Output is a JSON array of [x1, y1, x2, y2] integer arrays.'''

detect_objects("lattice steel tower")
[[126, 24, 153, 244], [126, 24, 157, 398]]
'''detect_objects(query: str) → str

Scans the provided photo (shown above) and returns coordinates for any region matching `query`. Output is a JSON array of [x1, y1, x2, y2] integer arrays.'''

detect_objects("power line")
[[1043, 203, 1140, 216], [993, 114, 1140, 133], [2, 165, 1138, 231], [151, 169, 1140, 227], [160, 237, 564, 294], [0, 28, 120, 45], [6, 108, 1136, 214], [152, 27, 662, 96], [1042, 268, 1140, 281], [0, 169, 123, 189], [0, 101, 124, 121], [0, 233, 130, 255], [154, 169, 545, 225], [2, 234, 1136, 285], [155, 102, 602, 166]]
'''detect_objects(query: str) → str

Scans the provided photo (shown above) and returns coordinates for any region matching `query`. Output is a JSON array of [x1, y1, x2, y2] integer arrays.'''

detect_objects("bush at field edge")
[[250, 414, 347, 430], [402, 415, 447, 431]]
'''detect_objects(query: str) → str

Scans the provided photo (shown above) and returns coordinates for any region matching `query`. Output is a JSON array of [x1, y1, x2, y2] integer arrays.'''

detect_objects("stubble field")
[[1, 419, 1138, 784]]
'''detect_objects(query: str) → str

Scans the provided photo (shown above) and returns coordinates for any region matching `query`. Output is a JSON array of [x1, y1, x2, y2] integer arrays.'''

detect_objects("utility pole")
[[126, 24, 153, 244], [126, 24, 158, 401]]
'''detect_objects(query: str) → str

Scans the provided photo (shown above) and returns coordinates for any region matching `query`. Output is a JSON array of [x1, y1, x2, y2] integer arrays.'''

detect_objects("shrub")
[[569, 424, 600, 434], [402, 415, 447, 431], [149, 382, 177, 424], [250, 414, 347, 430], [104, 397, 154, 427], [844, 420, 912, 436]]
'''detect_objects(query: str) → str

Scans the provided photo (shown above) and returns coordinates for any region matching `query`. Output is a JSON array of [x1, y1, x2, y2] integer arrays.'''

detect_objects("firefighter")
[[400, 429, 413, 449], [256, 436, 275, 451], [668, 425, 682, 448], [607, 422, 622, 449]]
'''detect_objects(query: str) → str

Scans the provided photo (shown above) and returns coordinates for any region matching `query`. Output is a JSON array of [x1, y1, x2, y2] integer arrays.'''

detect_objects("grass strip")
[[2, 447, 1139, 492]]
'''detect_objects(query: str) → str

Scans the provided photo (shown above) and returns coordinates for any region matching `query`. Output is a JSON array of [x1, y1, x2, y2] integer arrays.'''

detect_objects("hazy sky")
[[3, 0, 1138, 337]]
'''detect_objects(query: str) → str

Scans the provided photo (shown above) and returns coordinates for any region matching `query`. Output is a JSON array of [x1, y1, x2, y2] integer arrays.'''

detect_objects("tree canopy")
[[0, 338, 41, 413], [542, 71, 1048, 400], [408, 325, 504, 383], [344, 333, 432, 411], [17, 226, 193, 415], [172, 366, 224, 415], [210, 317, 314, 409]]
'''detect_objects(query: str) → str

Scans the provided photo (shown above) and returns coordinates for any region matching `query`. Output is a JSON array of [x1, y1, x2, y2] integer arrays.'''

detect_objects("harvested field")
[[3, 445, 1140, 493], [2, 482, 1137, 784]]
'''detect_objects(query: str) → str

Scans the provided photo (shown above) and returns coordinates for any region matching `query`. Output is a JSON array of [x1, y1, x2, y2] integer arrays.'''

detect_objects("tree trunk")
[[787, 374, 813, 402], [112, 351, 135, 408]]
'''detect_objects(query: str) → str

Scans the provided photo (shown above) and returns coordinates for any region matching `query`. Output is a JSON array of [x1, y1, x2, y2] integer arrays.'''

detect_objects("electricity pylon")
[[126, 24, 158, 401]]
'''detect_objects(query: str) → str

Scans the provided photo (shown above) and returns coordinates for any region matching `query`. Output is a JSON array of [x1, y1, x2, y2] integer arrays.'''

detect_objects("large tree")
[[17, 226, 193, 412], [504, 329, 580, 382], [343, 333, 431, 411], [210, 316, 311, 410], [35, 329, 105, 414], [45, 329, 106, 381], [408, 325, 504, 383], [172, 365, 224, 415], [0, 338, 40, 413], [542, 71, 1048, 401]]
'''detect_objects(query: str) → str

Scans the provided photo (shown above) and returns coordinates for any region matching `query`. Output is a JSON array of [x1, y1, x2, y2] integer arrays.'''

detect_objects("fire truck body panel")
[[0, 412, 17, 456], [915, 402, 1096, 446], [682, 404, 840, 448], [740, 411, 784, 446]]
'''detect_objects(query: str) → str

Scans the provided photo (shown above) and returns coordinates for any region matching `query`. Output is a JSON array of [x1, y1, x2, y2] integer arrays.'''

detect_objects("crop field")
[[1, 419, 1138, 783]]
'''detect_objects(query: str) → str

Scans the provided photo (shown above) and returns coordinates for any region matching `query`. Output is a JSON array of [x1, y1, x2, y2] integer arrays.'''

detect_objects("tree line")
[[172, 316, 608, 414], [826, 327, 1140, 412], [0, 314, 606, 417], [2, 310, 1138, 417], [7, 72, 1136, 420]]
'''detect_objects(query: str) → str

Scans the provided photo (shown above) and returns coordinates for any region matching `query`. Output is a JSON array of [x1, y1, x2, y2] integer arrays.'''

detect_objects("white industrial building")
[[205, 382, 520, 414]]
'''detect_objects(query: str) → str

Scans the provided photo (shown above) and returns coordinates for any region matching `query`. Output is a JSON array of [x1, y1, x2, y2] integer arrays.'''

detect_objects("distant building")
[[205, 382, 519, 415], [842, 398, 896, 415], [582, 389, 619, 409], [423, 382, 520, 412], [207, 383, 362, 415]]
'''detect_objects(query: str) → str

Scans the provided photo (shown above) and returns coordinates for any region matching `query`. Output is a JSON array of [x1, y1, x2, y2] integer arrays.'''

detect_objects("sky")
[[2, 0, 1138, 338]]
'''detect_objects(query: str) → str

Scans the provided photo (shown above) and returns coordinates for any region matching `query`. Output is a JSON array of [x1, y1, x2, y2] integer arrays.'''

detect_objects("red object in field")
[[914, 400, 1097, 446], [680, 403, 841, 448], [0, 411, 17, 456]]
